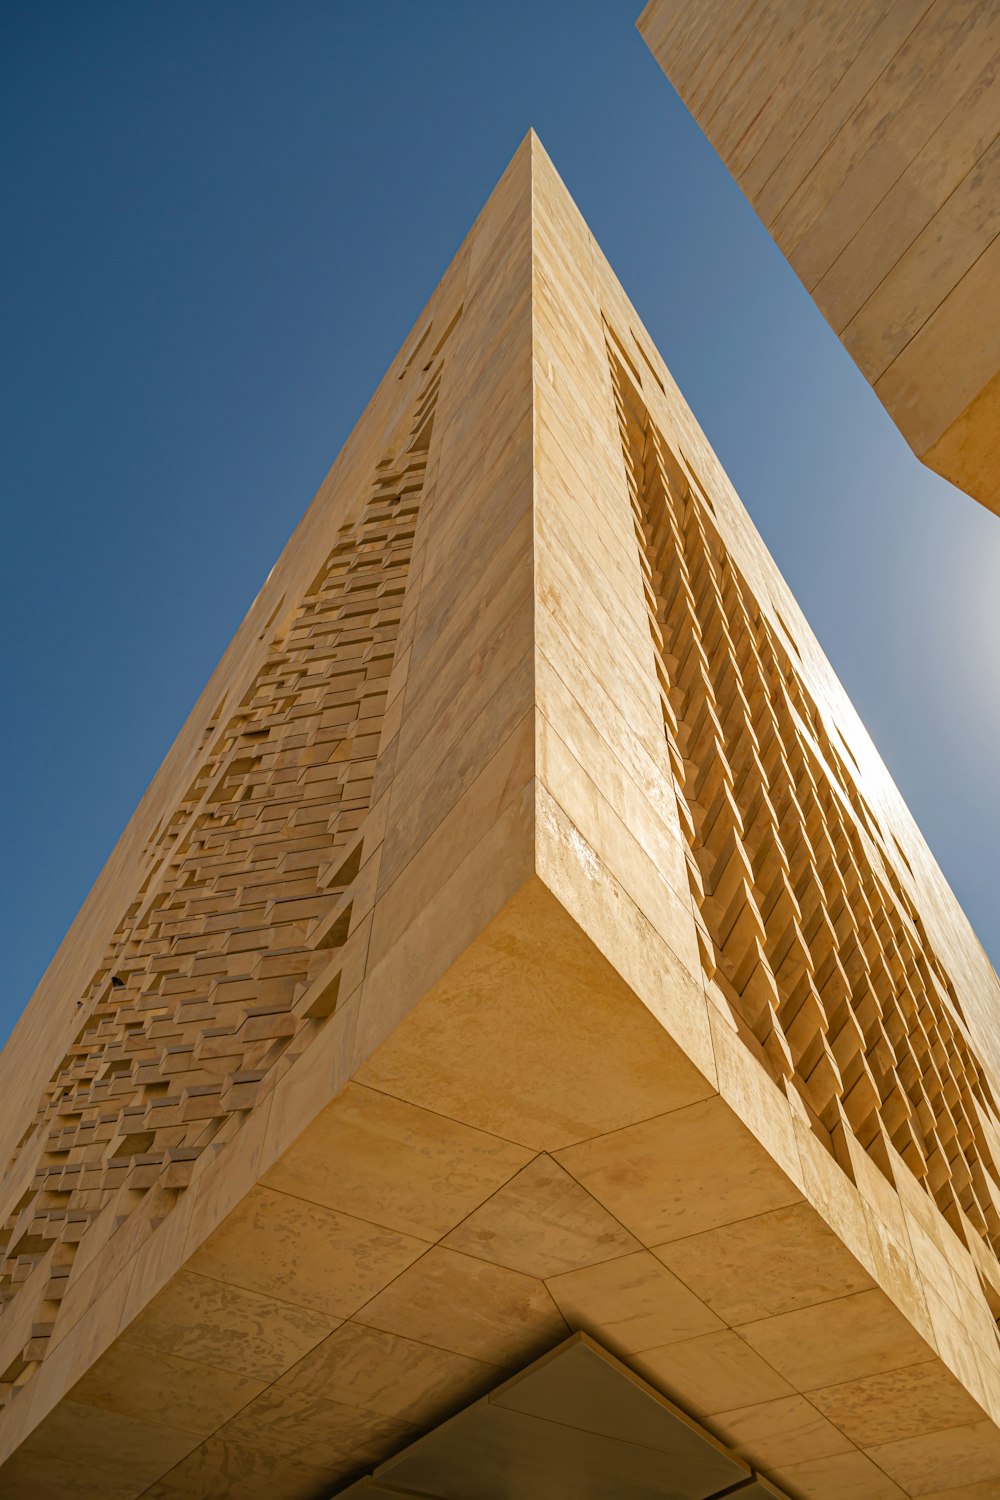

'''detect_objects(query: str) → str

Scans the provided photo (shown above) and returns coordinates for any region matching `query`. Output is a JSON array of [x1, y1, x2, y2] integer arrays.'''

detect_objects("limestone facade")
[[1, 134, 999, 1498], [638, 0, 1000, 515]]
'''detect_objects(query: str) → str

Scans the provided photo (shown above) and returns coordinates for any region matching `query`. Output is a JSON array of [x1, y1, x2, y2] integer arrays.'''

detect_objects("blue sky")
[[3, 0, 998, 1038]]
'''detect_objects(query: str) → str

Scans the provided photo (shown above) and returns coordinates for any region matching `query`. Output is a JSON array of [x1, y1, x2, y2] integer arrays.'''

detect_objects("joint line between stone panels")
[[123, 1262, 350, 1326], [693, 12, 789, 150], [378, 647, 532, 864], [128, 1309, 312, 1496], [830, 106, 1000, 354], [421, 1149, 646, 1281], [335, 410, 445, 1003], [347, 1077, 540, 1156], [539, 472, 655, 633], [725, 0, 888, 188], [539, 776, 717, 1056], [342, 1239, 512, 1345], [534, 684, 700, 921], [868, 220, 1000, 390], [117, 1350, 322, 1496], [644, 1225, 892, 1343], [537, 580, 662, 738], [375, 311, 467, 890], [331, 1309, 509, 1379], [238, 1170, 438, 1248], [554, 480, 719, 1044], [174, 1094, 278, 1276], [129, 1217, 345, 1500], [369, 705, 534, 917], [593, 319, 720, 1047], [539, 448, 675, 700], [665, 9, 755, 130], [762, 0, 940, 242], [805, 34, 1000, 304], [533, 437, 646, 600], [804, 1353, 949, 1407], [537, 747, 689, 952]]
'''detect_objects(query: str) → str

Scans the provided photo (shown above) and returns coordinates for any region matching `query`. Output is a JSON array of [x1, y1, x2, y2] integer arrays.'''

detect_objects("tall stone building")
[[638, 0, 1000, 516], [2, 134, 1000, 1500]]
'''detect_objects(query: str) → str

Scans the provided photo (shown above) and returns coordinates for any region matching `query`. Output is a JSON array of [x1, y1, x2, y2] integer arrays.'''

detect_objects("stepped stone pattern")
[[638, 0, 1000, 515], [2, 134, 1000, 1499], [0, 366, 443, 1395]]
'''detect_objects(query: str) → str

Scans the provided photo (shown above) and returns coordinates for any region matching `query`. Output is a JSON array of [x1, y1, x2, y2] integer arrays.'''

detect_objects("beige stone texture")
[[0, 131, 999, 1497], [638, 0, 1000, 514]]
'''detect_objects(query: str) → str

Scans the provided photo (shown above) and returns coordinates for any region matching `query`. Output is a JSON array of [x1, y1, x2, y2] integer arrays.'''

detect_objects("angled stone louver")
[[1, 134, 1000, 1499], [638, 0, 1000, 516]]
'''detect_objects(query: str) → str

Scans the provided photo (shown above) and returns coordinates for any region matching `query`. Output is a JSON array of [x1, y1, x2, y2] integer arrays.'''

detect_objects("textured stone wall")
[[1, 133, 999, 1499]]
